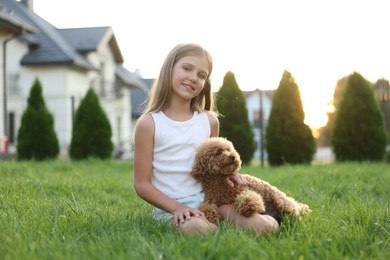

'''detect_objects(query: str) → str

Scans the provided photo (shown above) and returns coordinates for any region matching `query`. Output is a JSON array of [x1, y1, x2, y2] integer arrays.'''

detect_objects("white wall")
[[4, 32, 133, 158], [1, 35, 30, 137], [7, 64, 90, 155], [245, 91, 273, 159]]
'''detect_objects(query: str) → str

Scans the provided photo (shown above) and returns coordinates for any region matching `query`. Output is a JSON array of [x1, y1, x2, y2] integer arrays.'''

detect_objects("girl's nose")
[[189, 74, 198, 83]]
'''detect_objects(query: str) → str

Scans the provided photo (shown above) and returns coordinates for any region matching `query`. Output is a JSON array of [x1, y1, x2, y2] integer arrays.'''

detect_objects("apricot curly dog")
[[191, 137, 311, 224]]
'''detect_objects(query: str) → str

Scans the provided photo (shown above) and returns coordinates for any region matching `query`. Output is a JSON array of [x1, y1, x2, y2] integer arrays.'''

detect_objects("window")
[[8, 112, 15, 143], [117, 116, 122, 144], [253, 110, 263, 128], [253, 111, 259, 127], [99, 62, 106, 97], [8, 73, 20, 96]]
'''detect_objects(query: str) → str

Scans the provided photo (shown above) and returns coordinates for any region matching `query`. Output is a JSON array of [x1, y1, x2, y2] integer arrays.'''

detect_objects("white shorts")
[[153, 191, 205, 222]]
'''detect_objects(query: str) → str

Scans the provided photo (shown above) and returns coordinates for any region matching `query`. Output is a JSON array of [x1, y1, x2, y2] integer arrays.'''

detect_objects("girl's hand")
[[226, 172, 247, 187], [172, 205, 205, 227]]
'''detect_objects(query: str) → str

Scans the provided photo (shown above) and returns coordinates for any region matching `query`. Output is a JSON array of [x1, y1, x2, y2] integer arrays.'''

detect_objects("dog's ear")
[[191, 148, 212, 180], [191, 151, 205, 180]]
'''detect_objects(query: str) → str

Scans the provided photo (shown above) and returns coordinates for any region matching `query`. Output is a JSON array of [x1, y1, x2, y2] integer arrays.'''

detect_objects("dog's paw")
[[238, 203, 258, 217], [199, 202, 219, 224], [299, 203, 312, 215], [286, 203, 312, 221], [235, 190, 265, 217]]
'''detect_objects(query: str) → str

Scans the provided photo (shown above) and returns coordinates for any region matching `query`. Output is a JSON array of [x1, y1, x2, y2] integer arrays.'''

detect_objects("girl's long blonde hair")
[[142, 43, 216, 115]]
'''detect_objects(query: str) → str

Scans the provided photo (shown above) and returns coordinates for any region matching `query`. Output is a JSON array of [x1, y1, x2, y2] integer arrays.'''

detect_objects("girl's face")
[[171, 55, 210, 102]]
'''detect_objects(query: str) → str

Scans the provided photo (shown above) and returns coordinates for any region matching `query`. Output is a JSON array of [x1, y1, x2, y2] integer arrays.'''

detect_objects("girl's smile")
[[171, 55, 210, 100]]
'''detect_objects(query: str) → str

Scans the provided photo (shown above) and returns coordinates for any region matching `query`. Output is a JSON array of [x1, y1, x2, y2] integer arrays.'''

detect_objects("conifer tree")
[[216, 71, 255, 164], [317, 77, 348, 147], [17, 78, 59, 160], [332, 72, 387, 161], [70, 88, 113, 160], [265, 70, 315, 166]]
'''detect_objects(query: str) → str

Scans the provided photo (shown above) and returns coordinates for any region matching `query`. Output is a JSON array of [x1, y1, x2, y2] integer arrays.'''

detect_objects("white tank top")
[[151, 111, 211, 199]]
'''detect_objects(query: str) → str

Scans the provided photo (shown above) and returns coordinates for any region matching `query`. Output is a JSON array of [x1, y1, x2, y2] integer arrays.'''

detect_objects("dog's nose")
[[229, 155, 235, 161]]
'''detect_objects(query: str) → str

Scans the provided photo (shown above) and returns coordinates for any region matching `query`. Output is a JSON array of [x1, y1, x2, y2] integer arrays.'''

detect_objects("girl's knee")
[[258, 214, 279, 234], [218, 204, 279, 235], [237, 214, 279, 235]]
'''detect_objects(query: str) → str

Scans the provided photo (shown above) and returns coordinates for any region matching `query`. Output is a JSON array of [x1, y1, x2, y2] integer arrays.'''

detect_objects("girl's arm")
[[133, 114, 204, 226], [207, 112, 219, 137]]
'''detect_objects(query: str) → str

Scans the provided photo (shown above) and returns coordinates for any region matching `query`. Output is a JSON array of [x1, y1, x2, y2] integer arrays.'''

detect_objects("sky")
[[32, 0, 390, 128]]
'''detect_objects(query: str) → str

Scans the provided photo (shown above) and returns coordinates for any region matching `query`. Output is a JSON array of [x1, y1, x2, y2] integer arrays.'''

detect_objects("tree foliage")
[[265, 70, 315, 166], [17, 78, 59, 160], [332, 72, 387, 161], [69, 88, 113, 160], [317, 77, 348, 147], [216, 71, 255, 164]]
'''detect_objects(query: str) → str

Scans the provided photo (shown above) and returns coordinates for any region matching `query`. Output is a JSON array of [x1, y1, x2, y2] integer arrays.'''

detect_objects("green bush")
[[69, 88, 113, 160], [266, 70, 315, 166], [216, 71, 255, 164], [385, 147, 390, 162], [332, 72, 387, 161], [16, 78, 59, 160]]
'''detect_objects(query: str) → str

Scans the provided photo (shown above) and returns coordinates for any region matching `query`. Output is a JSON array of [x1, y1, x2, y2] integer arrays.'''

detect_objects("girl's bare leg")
[[177, 216, 217, 235], [218, 204, 279, 235]]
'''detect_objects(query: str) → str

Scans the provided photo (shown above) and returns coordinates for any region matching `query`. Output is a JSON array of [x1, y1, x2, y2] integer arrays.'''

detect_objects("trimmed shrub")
[[17, 78, 59, 160], [266, 70, 315, 166], [69, 88, 113, 160], [332, 72, 387, 161], [216, 71, 255, 164]]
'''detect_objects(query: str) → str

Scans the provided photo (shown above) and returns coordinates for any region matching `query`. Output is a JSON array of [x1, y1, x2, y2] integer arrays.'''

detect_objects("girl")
[[133, 43, 279, 235]]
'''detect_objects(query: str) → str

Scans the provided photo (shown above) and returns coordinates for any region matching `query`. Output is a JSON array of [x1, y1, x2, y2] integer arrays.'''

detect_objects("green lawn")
[[0, 160, 389, 259]]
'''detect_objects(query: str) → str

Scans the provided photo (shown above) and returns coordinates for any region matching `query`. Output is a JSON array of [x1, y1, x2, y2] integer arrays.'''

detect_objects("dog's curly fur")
[[191, 137, 312, 224]]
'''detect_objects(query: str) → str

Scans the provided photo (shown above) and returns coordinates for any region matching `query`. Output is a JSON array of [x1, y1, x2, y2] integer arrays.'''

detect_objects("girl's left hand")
[[173, 205, 204, 227], [226, 172, 247, 187]]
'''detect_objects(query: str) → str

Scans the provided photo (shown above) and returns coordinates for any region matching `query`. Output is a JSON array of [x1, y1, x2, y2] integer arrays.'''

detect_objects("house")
[[0, 0, 36, 154], [128, 77, 153, 155], [130, 78, 154, 129], [243, 89, 275, 160], [131, 78, 153, 122], [373, 78, 390, 144], [1, 0, 142, 158]]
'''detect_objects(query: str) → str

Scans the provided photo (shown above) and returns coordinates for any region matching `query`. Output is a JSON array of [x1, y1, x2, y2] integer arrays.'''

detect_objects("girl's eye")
[[198, 74, 206, 80]]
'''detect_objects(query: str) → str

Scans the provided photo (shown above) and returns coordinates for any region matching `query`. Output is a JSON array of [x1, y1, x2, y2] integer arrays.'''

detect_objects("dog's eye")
[[214, 149, 222, 156]]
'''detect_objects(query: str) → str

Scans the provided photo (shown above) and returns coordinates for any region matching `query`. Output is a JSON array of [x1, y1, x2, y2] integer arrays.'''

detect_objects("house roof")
[[0, 3, 36, 34], [3, 0, 142, 89], [60, 27, 124, 63], [116, 65, 145, 88], [3, 0, 95, 70], [131, 78, 154, 118]]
